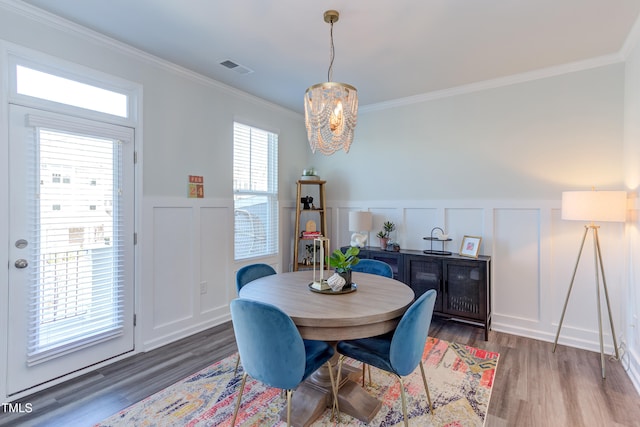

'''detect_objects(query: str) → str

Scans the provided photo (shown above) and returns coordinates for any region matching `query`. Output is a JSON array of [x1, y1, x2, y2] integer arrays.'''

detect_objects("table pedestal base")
[[279, 364, 381, 426]]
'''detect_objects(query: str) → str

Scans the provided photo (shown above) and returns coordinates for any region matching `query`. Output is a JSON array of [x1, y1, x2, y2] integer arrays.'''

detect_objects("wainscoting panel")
[[369, 207, 403, 247], [141, 198, 234, 351], [404, 208, 439, 251], [445, 208, 485, 255], [199, 207, 231, 316], [151, 207, 195, 329], [492, 208, 541, 322]]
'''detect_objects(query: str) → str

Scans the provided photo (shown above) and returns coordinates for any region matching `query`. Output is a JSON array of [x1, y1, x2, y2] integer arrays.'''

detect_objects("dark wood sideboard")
[[351, 247, 492, 340]]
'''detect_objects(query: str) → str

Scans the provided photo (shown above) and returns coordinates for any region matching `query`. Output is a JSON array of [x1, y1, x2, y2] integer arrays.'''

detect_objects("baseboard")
[[142, 313, 231, 352], [626, 346, 640, 395], [492, 320, 618, 354]]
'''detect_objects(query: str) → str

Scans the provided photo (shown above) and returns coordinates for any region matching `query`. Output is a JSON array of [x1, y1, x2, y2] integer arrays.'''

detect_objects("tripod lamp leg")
[[592, 227, 606, 378], [594, 227, 620, 361], [554, 226, 589, 352]]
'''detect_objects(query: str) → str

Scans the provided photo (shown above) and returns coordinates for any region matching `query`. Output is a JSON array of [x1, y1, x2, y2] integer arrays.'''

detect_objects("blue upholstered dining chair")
[[336, 289, 437, 426], [233, 263, 276, 374], [349, 258, 393, 386], [230, 299, 338, 427], [236, 263, 276, 292], [351, 258, 393, 278]]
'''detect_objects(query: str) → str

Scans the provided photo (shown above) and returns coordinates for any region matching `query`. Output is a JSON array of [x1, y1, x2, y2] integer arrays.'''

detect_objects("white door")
[[6, 105, 135, 396]]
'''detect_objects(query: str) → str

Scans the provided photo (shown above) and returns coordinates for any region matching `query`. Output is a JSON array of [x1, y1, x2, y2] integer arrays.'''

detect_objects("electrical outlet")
[[200, 281, 207, 295]]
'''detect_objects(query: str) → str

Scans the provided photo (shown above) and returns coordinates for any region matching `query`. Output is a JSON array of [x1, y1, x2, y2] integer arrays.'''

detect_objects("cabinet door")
[[404, 255, 443, 312], [443, 260, 487, 321], [369, 252, 403, 282]]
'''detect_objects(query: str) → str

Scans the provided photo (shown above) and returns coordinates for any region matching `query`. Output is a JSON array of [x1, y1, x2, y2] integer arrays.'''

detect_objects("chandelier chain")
[[328, 21, 335, 82]]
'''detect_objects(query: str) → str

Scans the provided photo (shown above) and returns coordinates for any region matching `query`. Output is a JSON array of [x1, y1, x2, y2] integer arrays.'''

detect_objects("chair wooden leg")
[[326, 360, 340, 422], [397, 376, 409, 427], [419, 361, 434, 414], [367, 364, 372, 386], [231, 372, 248, 426], [286, 389, 293, 427], [233, 355, 241, 375]]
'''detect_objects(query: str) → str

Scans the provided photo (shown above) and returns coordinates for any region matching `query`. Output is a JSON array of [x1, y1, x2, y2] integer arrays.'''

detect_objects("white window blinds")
[[233, 122, 279, 260], [25, 115, 127, 366]]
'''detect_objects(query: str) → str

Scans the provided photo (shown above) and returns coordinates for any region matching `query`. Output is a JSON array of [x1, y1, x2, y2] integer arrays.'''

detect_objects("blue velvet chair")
[[336, 289, 437, 426], [230, 299, 338, 426], [236, 263, 276, 293], [351, 258, 393, 278], [233, 263, 276, 374], [349, 258, 393, 386]]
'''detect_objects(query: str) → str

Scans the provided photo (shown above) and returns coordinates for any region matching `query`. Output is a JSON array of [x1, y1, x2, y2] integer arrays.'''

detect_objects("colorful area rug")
[[96, 337, 499, 427]]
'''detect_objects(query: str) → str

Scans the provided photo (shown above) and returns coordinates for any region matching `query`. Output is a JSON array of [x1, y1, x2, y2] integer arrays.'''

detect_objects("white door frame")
[[0, 41, 144, 401]]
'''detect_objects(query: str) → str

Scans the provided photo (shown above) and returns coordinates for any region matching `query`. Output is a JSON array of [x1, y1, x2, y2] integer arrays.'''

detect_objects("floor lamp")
[[553, 189, 626, 379]]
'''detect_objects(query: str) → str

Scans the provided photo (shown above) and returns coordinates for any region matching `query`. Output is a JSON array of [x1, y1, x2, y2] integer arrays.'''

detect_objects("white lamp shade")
[[561, 190, 627, 222], [349, 211, 372, 231]]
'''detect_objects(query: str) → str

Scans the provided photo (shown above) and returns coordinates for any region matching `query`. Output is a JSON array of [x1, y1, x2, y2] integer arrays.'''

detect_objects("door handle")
[[14, 259, 28, 269]]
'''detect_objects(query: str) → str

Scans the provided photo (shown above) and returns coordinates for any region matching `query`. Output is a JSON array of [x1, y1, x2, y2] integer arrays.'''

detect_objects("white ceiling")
[[19, 0, 640, 113]]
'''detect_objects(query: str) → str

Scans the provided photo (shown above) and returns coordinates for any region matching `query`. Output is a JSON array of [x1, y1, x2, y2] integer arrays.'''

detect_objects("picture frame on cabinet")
[[460, 235, 482, 258]]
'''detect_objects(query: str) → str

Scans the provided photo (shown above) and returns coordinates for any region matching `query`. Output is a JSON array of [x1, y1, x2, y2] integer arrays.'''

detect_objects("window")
[[233, 122, 278, 260], [16, 65, 128, 118]]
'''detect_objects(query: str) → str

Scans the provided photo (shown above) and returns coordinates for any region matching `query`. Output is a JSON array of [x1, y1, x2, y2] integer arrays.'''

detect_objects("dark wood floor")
[[2, 318, 639, 426]]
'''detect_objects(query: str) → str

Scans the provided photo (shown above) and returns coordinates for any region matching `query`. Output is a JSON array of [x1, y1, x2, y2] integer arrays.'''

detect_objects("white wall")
[[310, 64, 629, 366], [312, 65, 624, 201], [623, 24, 640, 393]]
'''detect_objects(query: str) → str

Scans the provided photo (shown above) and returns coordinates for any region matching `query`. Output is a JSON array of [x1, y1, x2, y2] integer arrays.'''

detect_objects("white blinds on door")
[[24, 114, 129, 366]]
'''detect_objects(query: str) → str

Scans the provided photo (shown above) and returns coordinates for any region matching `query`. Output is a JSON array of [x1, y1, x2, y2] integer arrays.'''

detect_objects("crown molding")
[[1, 0, 630, 117], [360, 53, 624, 113], [0, 0, 301, 118], [620, 12, 640, 60]]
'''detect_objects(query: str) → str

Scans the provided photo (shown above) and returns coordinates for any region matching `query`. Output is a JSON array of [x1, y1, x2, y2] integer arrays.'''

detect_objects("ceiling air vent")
[[219, 59, 253, 75]]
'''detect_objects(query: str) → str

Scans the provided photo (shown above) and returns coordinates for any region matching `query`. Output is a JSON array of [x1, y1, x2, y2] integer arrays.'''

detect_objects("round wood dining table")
[[239, 270, 415, 426]]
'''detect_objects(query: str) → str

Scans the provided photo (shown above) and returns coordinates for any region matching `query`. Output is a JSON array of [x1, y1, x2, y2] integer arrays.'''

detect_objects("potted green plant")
[[377, 221, 396, 249], [327, 246, 360, 287]]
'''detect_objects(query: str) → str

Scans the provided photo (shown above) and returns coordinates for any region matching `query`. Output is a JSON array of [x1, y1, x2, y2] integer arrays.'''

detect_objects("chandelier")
[[304, 10, 358, 155]]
